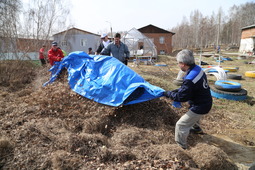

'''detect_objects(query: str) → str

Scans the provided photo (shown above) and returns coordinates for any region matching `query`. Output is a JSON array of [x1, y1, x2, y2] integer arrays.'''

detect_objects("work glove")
[[163, 91, 171, 97], [172, 101, 182, 108], [163, 89, 178, 97]]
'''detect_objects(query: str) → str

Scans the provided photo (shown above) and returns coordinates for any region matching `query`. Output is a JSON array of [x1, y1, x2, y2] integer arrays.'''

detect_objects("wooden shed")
[[138, 24, 175, 55]]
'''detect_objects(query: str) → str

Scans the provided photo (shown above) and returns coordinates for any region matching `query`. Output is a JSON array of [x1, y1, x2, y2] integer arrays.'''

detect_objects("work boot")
[[176, 142, 187, 150], [190, 125, 204, 134]]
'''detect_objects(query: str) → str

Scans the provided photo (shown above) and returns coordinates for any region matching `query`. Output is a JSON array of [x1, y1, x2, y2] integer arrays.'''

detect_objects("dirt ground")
[[0, 60, 255, 169]]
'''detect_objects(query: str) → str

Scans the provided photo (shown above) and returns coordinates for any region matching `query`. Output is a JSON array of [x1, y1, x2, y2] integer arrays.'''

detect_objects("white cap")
[[101, 33, 108, 38]]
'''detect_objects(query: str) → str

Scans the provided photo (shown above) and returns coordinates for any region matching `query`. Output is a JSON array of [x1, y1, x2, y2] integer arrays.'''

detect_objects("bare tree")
[[190, 10, 203, 48], [171, 2, 255, 50], [0, 0, 71, 60], [172, 16, 192, 49], [215, 7, 223, 51], [19, 0, 71, 52], [0, 0, 22, 59], [227, 2, 255, 46]]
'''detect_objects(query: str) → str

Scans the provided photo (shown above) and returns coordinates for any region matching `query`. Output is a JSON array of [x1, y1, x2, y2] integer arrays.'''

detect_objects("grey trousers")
[[175, 110, 203, 148]]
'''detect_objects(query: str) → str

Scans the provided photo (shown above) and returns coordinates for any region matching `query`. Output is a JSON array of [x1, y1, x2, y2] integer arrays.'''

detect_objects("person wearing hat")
[[96, 33, 111, 55], [101, 33, 130, 65], [39, 45, 46, 66], [48, 41, 64, 66]]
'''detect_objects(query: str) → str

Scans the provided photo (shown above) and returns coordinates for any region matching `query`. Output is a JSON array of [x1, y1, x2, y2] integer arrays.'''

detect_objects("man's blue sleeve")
[[164, 80, 194, 102]]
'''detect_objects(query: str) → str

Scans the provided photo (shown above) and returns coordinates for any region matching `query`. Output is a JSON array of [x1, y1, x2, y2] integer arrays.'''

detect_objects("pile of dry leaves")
[[0, 61, 251, 169]]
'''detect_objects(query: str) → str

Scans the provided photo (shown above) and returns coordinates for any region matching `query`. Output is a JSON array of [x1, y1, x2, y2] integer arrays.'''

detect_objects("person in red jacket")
[[39, 45, 46, 66], [48, 41, 64, 66]]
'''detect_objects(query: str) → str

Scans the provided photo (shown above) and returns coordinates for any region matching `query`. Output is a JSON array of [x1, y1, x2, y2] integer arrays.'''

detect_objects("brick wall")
[[241, 27, 255, 39], [17, 39, 52, 52], [143, 33, 173, 54]]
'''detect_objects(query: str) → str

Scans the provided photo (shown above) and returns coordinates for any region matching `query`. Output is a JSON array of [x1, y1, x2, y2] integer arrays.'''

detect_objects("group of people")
[[40, 34, 212, 150], [39, 41, 65, 66], [87, 32, 130, 65], [40, 32, 130, 67]]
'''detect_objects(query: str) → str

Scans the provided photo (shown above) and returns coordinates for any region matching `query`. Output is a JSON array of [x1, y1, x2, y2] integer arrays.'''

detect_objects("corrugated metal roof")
[[241, 24, 255, 30], [53, 27, 100, 36]]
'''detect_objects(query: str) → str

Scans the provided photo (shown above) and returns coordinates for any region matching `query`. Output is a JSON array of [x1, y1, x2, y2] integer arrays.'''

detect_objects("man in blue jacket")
[[164, 49, 212, 149]]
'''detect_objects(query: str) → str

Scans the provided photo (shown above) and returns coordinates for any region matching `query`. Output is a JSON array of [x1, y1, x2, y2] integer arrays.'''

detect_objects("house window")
[[159, 50, 165, 55], [159, 37, 165, 44], [81, 39, 87, 46], [61, 41, 67, 46]]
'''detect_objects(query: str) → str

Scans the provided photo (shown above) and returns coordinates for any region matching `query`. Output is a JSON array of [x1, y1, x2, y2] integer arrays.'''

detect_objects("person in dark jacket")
[[164, 49, 212, 149], [88, 47, 95, 55], [96, 33, 111, 55]]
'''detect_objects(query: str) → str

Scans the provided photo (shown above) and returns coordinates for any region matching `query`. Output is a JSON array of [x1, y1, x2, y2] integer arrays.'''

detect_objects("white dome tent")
[[123, 28, 157, 65]]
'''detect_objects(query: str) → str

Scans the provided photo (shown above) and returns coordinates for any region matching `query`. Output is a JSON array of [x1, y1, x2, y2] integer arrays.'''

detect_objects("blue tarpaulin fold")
[[44, 51, 164, 106]]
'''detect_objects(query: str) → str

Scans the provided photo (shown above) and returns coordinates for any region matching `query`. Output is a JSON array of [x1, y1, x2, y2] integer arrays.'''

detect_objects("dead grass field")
[[0, 52, 255, 169]]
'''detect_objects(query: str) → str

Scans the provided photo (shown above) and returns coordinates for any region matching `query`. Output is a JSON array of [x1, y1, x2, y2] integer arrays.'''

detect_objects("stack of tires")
[[210, 80, 247, 101]]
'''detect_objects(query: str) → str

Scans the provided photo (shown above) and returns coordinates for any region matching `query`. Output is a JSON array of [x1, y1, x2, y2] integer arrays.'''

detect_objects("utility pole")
[[106, 21, 113, 41], [216, 10, 221, 66], [216, 12, 221, 51]]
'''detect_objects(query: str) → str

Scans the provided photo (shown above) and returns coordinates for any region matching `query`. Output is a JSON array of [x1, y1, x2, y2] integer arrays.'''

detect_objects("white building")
[[53, 27, 100, 55]]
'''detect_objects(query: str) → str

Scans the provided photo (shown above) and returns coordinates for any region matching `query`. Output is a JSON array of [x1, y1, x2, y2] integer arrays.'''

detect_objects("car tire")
[[227, 74, 242, 80], [224, 67, 238, 72], [214, 80, 241, 92], [245, 71, 255, 78], [210, 85, 247, 101]]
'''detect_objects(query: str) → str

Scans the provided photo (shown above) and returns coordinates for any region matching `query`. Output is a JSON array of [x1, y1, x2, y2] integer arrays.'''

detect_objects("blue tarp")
[[44, 51, 165, 106]]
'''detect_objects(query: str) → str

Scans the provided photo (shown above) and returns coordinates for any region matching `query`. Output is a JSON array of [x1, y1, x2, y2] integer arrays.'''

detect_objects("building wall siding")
[[53, 28, 100, 54]]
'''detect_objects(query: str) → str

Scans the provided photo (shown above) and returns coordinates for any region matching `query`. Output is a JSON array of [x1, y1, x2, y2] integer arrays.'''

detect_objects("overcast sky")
[[22, 0, 253, 34], [69, 0, 253, 34]]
